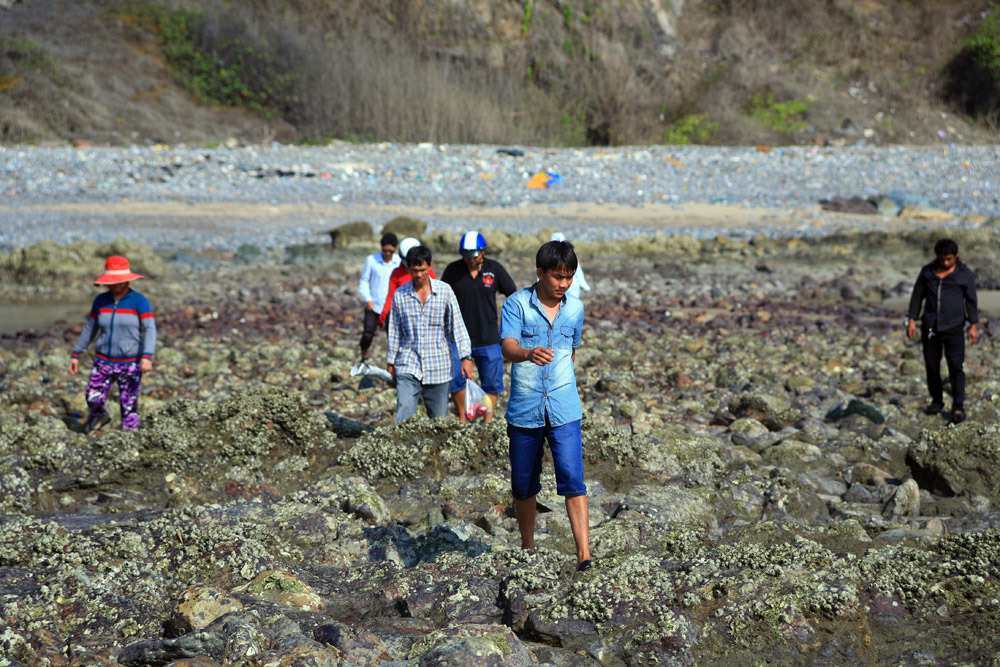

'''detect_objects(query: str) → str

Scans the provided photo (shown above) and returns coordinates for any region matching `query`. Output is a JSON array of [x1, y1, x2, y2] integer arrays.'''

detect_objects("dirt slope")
[[0, 0, 997, 146]]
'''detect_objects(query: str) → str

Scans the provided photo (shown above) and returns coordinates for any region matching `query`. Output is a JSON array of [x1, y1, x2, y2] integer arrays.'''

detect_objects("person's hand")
[[68, 359, 79, 375], [527, 347, 555, 366], [461, 359, 475, 379], [387, 364, 396, 387], [969, 323, 979, 344], [906, 319, 917, 340], [365, 301, 376, 312], [140, 359, 153, 373]]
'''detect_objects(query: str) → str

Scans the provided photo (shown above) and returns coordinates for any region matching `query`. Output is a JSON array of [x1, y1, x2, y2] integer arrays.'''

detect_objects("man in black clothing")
[[443, 231, 517, 422], [907, 238, 979, 423]]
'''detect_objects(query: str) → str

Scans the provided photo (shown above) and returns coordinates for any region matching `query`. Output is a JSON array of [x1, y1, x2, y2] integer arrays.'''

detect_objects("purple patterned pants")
[[86, 359, 143, 430]]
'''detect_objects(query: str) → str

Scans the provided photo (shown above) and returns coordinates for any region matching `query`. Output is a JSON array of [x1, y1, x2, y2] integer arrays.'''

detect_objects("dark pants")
[[922, 325, 965, 409], [360, 309, 380, 354]]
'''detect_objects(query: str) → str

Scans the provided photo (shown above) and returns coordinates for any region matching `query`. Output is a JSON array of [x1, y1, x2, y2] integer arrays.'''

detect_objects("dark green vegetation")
[[3, 227, 1000, 663], [2, 0, 999, 145]]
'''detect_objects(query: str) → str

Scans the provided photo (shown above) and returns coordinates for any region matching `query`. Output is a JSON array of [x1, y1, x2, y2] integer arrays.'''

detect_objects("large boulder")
[[906, 422, 1000, 501], [381, 216, 427, 238], [328, 220, 373, 247]]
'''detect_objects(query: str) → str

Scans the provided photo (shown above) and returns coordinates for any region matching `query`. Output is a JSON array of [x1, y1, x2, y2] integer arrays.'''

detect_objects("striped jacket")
[[71, 290, 157, 364]]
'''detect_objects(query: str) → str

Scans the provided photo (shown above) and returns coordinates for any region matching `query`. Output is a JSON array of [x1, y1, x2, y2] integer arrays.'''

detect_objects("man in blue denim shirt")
[[500, 240, 592, 572]]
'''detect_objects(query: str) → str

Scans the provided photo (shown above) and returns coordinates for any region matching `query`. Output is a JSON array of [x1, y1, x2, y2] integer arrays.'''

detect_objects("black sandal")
[[951, 409, 966, 424], [923, 403, 944, 415], [577, 559, 592, 572]]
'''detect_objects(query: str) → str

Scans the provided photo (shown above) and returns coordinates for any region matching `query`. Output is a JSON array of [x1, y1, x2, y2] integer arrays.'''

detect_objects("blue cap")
[[459, 231, 486, 258]]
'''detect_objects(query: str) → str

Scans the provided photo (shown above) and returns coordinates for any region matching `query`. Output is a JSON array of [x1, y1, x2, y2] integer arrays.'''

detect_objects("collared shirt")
[[387, 279, 472, 385], [359, 252, 401, 311], [908, 260, 978, 333], [500, 285, 583, 428]]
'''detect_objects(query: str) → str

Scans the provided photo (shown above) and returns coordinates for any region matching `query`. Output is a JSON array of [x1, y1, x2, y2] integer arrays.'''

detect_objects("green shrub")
[[113, 2, 300, 115], [747, 92, 810, 134], [963, 7, 1000, 73], [662, 113, 717, 145]]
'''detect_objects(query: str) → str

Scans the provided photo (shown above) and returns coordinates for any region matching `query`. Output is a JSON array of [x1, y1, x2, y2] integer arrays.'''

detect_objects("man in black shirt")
[[907, 238, 979, 423], [443, 231, 517, 422]]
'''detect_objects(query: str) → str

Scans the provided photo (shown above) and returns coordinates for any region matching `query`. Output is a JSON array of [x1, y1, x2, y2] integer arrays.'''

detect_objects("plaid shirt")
[[387, 279, 472, 385]]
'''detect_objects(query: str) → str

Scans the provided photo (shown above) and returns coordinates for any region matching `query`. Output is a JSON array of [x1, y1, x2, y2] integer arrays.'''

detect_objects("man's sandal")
[[951, 409, 966, 424], [577, 560, 593, 572], [923, 403, 944, 415]]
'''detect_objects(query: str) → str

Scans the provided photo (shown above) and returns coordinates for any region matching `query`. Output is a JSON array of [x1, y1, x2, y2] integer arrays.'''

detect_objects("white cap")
[[550, 232, 567, 242], [398, 237, 421, 262]]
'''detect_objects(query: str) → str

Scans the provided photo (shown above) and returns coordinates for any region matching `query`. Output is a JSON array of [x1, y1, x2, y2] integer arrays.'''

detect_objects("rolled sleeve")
[[500, 297, 523, 342]]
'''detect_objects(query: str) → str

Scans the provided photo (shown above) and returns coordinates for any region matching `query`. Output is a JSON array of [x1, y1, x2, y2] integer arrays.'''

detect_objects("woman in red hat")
[[68, 256, 157, 432]]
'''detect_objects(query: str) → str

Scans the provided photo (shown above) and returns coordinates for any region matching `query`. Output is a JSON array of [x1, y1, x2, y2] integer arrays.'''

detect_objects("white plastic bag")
[[464, 379, 493, 421], [350, 362, 394, 383]]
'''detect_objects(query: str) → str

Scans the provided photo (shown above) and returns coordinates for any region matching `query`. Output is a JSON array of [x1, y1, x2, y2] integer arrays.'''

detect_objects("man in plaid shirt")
[[387, 245, 474, 421]]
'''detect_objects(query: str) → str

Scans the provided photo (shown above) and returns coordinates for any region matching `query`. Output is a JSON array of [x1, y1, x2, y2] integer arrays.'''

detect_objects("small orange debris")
[[756, 145, 771, 152], [526, 172, 550, 189], [666, 156, 682, 167]]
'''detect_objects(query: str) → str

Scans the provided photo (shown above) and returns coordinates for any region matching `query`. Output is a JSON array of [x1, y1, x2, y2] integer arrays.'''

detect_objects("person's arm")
[[139, 298, 156, 372], [379, 273, 400, 327], [966, 271, 979, 343], [906, 270, 926, 340], [499, 296, 552, 366], [386, 292, 402, 382], [445, 289, 475, 378], [69, 301, 99, 374], [575, 265, 591, 293], [359, 256, 375, 308]]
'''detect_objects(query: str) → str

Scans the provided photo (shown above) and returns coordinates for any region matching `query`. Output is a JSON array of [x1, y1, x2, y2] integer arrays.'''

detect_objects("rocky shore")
[[3, 223, 1000, 665]]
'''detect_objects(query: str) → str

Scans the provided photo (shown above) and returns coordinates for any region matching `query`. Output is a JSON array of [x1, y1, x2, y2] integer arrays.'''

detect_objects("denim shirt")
[[500, 285, 583, 428]]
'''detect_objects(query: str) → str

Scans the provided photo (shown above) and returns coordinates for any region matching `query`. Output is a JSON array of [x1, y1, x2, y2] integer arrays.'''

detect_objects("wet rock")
[[118, 632, 225, 667], [237, 570, 325, 612], [328, 220, 374, 246], [408, 623, 533, 666], [906, 422, 1000, 500], [313, 622, 393, 664], [826, 399, 885, 424], [729, 392, 800, 430], [622, 485, 718, 530], [381, 215, 428, 238], [324, 410, 373, 437], [882, 479, 921, 519], [166, 585, 244, 637]]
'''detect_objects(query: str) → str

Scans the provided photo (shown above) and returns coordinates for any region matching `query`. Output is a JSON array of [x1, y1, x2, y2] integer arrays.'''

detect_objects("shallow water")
[[0, 302, 82, 335]]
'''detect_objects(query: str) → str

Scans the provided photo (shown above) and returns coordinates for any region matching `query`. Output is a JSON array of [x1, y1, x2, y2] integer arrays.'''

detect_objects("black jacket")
[[907, 260, 978, 333]]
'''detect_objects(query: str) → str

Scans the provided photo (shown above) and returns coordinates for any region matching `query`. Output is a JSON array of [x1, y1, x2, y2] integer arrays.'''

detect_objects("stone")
[[381, 216, 427, 238], [328, 220, 374, 246], [237, 571, 325, 612], [882, 479, 921, 519], [166, 585, 244, 637]]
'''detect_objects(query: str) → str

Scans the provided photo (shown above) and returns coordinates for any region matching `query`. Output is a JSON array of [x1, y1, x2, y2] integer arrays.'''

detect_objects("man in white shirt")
[[359, 232, 400, 362]]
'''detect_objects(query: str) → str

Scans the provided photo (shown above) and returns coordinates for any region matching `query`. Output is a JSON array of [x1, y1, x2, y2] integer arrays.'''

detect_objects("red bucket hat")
[[94, 255, 143, 285]]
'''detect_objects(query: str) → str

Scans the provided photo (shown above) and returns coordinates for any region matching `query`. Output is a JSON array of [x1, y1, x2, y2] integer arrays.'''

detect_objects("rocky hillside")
[[1, 0, 999, 146]]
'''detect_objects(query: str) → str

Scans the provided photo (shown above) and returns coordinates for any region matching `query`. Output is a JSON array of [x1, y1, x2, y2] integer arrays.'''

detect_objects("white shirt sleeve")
[[359, 255, 375, 303], [575, 265, 591, 292]]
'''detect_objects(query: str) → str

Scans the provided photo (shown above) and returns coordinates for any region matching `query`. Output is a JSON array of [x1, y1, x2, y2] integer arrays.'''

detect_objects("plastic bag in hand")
[[350, 362, 394, 383], [464, 379, 493, 421]]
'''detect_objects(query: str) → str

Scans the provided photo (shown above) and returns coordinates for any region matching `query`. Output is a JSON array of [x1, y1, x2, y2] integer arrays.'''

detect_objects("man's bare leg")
[[452, 389, 467, 422], [484, 393, 499, 422], [566, 495, 591, 565], [516, 496, 537, 549]]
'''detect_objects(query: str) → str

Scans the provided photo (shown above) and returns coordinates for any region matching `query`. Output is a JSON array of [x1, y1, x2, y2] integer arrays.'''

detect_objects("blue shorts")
[[449, 343, 505, 395], [507, 419, 586, 499]]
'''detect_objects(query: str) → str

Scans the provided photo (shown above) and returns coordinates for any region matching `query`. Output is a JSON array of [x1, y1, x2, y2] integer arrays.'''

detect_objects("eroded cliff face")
[[0, 0, 996, 145]]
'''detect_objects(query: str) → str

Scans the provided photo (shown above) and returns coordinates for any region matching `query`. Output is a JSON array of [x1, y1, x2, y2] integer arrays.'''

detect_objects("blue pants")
[[450, 343, 505, 395], [507, 419, 586, 499], [395, 373, 450, 421]]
